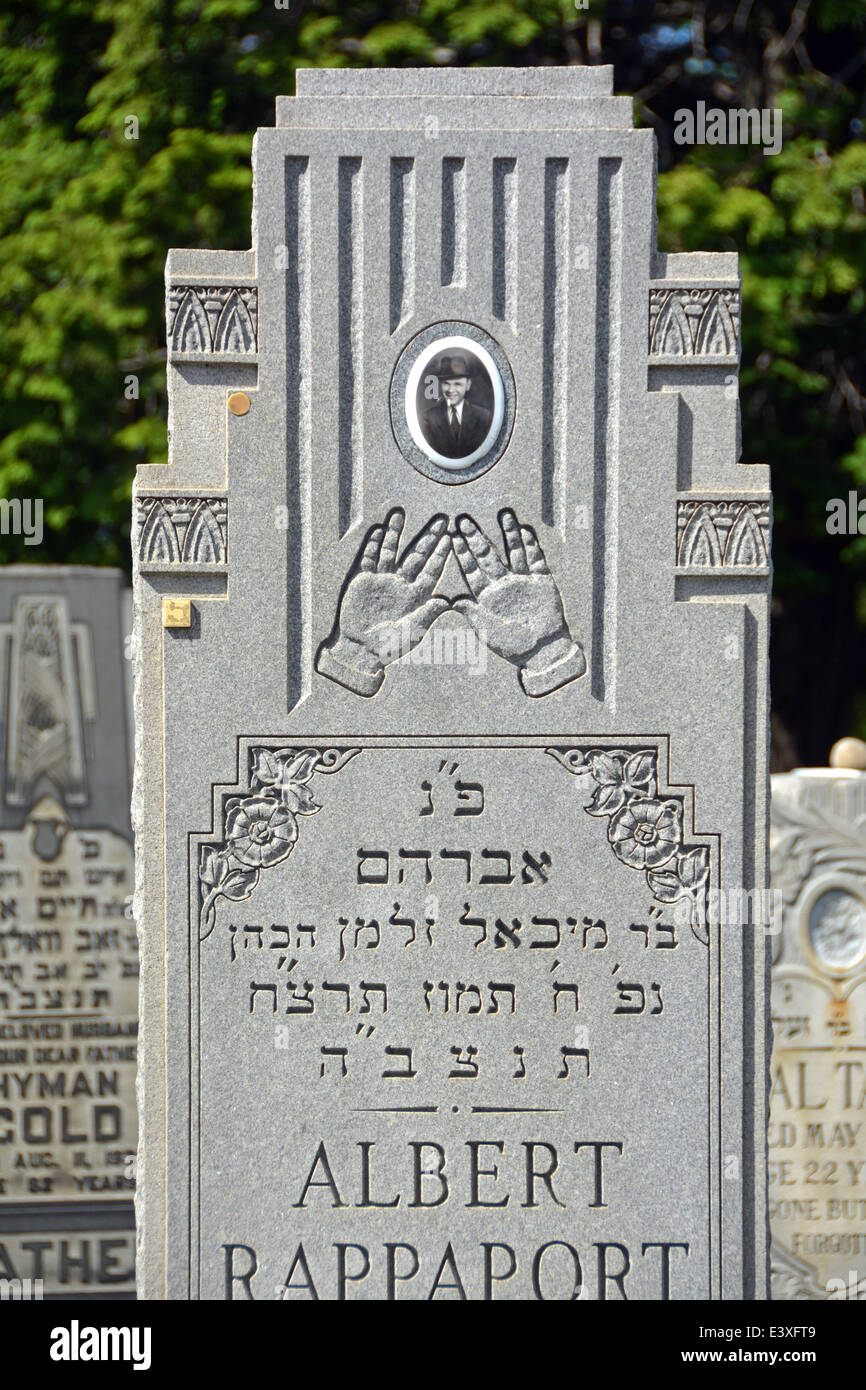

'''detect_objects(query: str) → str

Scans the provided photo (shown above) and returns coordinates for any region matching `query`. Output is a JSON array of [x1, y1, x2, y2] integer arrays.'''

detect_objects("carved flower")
[[225, 795, 298, 868], [250, 747, 323, 815], [609, 798, 682, 870], [585, 749, 658, 816]]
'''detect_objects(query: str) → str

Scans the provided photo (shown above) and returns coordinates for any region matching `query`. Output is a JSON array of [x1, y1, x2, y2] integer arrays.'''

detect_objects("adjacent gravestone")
[[0, 567, 136, 1298], [134, 65, 772, 1300], [769, 748, 866, 1301]]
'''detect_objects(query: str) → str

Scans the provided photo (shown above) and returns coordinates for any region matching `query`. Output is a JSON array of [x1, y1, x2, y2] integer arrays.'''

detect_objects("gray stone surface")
[[769, 768, 866, 1300], [134, 65, 771, 1301], [0, 567, 136, 1297]]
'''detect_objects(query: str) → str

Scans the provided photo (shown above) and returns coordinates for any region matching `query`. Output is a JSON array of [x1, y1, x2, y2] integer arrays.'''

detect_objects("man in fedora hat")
[[421, 354, 493, 459]]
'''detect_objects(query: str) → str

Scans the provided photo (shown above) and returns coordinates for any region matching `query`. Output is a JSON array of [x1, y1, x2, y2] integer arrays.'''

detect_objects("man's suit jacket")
[[422, 398, 492, 458]]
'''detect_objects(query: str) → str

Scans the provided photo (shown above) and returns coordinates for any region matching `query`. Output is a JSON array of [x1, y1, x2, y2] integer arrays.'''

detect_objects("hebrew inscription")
[[191, 737, 717, 1300], [0, 800, 137, 1203]]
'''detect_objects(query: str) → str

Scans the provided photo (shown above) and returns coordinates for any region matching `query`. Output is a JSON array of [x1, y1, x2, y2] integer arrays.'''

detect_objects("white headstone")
[[0, 568, 136, 1298], [770, 765, 866, 1301]]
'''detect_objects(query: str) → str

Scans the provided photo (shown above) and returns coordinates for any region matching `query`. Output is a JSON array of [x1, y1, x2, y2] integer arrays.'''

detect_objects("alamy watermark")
[[826, 491, 866, 535], [377, 622, 488, 676], [673, 886, 782, 935], [673, 102, 782, 157], [0, 1277, 43, 1300], [49, 1321, 151, 1371], [826, 1268, 866, 1299], [0, 497, 42, 546]]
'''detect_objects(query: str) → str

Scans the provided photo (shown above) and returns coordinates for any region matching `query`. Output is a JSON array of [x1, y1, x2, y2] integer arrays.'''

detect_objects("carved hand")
[[316, 508, 451, 696], [451, 509, 586, 696]]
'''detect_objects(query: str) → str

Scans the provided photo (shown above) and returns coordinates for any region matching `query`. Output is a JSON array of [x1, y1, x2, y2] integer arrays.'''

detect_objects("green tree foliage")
[[0, 0, 863, 759], [645, 5, 866, 764]]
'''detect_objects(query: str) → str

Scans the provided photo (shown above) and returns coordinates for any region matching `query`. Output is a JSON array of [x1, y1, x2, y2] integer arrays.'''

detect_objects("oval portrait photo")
[[404, 335, 505, 473]]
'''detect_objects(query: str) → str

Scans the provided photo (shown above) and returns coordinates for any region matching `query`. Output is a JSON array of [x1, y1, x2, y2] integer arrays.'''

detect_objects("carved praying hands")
[[316, 507, 586, 698], [316, 508, 451, 696], [451, 510, 586, 696]]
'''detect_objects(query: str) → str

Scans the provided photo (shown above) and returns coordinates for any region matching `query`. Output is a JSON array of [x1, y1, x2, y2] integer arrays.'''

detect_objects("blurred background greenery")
[[0, 0, 863, 766]]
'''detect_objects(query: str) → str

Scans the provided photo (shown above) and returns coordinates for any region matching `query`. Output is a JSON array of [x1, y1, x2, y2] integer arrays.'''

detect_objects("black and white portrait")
[[404, 335, 504, 473], [418, 350, 492, 457]]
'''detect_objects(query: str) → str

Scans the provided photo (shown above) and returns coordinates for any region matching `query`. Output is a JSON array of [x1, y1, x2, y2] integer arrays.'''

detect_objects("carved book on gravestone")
[[134, 66, 771, 1301], [770, 768, 866, 1300], [0, 568, 136, 1298]]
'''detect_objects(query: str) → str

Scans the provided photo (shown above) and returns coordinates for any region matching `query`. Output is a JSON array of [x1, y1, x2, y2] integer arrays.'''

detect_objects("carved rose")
[[225, 795, 299, 868], [547, 744, 710, 945], [609, 798, 682, 870], [198, 745, 360, 941]]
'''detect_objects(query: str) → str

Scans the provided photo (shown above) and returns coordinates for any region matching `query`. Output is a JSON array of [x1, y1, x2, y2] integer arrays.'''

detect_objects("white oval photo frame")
[[404, 335, 505, 472], [798, 873, 866, 977]]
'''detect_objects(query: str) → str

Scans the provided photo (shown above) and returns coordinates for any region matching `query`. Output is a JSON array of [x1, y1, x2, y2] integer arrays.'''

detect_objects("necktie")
[[449, 405, 459, 440]]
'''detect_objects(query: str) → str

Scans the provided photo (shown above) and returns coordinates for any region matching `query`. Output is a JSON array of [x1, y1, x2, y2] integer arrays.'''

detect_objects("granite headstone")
[[770, 758, 866, 1300], [134, 66, 771, 1301], [0, 567, 136, 1298]]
